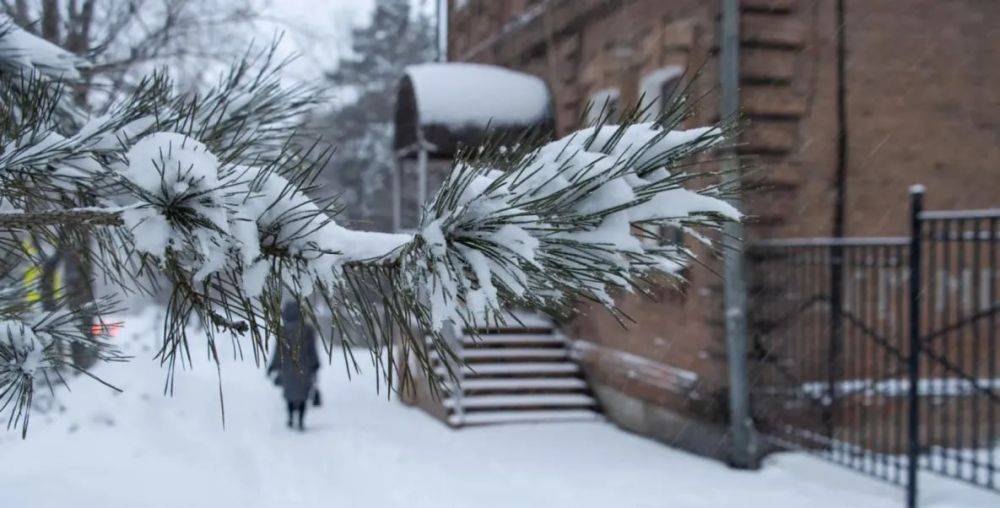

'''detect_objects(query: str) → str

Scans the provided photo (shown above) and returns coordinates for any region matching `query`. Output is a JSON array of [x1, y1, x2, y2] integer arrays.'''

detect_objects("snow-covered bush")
[[0, 16, 739, 435]]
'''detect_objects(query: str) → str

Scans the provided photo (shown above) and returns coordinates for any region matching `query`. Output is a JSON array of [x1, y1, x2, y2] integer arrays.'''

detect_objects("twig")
[[0, 207, 126, 228]]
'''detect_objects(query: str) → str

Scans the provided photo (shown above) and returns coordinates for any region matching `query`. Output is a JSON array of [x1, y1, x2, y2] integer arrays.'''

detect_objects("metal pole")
[[828, 0, 848, 459], [827, 243, 843, 444], [906, 185, 925, 508], [437, 0, 448, 63], [417, 148, 428, 213], [833, 0, 848, 240], [392, 159, 402, 232], [720, 0, 755, 470]]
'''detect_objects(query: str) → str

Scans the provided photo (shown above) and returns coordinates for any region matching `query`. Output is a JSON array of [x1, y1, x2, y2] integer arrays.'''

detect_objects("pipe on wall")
[[720, 0, 757, 470]]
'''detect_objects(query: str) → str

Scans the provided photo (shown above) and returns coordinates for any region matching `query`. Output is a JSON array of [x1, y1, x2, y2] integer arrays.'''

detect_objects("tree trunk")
[[64, 238, 97, 369], [10, 0, 31, 28], [40, 0, 60, 44], [48, 0, 101, 370], [66, 0, 95, 105]]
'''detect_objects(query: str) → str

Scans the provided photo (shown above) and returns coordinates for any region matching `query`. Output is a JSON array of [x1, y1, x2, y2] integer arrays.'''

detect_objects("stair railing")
[[443, 320, 465, 425]]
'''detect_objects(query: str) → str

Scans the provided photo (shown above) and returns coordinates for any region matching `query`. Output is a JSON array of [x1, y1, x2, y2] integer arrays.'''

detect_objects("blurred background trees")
[[306, 0, 435, 231], [0, 0, 262, 108]]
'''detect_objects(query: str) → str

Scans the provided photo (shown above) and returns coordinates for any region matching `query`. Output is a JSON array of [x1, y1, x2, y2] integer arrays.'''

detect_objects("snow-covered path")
[[1, 309, 994, 508]]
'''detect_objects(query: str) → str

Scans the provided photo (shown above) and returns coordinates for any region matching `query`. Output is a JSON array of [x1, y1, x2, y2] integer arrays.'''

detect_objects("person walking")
[[268, 301, 320, 431]]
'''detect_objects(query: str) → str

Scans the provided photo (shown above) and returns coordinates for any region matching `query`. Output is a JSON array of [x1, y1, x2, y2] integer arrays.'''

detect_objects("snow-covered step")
[[450, 409, 602, 426], [459, 377, 589, 391], [466, 312, 554, 330], [447, 348, 568, 360], [431, 347, 567, 361], [462, 333, 565, 346], [419, 310, 600, 428], [435, 362, 580, 377], [444, 393, 596, 409]]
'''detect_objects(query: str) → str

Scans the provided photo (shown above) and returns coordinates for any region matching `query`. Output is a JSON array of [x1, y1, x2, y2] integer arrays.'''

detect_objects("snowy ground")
[[2, 309, 996, 508]]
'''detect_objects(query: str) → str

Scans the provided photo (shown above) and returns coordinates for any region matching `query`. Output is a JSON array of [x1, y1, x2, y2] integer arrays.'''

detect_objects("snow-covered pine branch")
[[0, 15, 90, 129], [0, 17, 85, 79], [0, 20, 741, 436]]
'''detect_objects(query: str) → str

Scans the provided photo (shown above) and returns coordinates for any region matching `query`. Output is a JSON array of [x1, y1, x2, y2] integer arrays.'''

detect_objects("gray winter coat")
[[268, 303, 320, 403]]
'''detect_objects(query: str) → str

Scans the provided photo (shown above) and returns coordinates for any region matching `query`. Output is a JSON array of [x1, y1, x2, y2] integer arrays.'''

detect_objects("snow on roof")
[[639, 66, 683, 96], [584, 87, 621, 125], [638, 66, 683, 121], [404, 63, 551, 128]]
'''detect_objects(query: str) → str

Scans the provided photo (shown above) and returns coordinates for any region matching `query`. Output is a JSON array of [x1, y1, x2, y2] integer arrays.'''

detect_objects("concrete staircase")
[[431, 312, 602, 427]]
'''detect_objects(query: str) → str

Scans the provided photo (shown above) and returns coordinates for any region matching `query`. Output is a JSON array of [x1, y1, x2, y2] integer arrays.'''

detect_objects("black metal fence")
[[747, 188, 998, 507]]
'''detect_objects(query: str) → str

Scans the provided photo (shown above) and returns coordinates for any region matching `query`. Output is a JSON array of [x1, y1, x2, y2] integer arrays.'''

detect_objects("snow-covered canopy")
[[395, 63, 554, 156]]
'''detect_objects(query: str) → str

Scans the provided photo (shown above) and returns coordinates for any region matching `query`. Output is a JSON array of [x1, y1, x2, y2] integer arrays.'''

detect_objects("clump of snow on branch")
[[1, 319, 46, 379], [232, 164, 411, 298], [412, 122, 739, 330], [117, 130, 413, 298], [120, 133, 228, 279], [113, 130, 413, 296]]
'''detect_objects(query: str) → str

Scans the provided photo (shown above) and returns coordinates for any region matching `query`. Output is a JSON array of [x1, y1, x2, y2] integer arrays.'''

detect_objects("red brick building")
[[443, 0, 999, 458]]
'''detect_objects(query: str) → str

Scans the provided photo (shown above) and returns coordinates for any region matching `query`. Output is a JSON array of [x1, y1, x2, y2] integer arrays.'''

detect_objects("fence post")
[[906, 185, 924, 508], [828, 241, 844, 443]]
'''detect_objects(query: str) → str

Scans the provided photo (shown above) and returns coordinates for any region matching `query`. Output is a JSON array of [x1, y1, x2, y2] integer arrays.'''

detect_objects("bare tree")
[[1, 0, 263, 109]]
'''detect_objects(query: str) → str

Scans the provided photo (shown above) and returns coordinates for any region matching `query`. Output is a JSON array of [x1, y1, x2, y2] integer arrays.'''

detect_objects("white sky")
[[258, 0, 437, 84], [257, 0, 376, 83]]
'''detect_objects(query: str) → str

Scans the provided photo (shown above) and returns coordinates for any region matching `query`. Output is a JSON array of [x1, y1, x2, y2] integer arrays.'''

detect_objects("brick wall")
[[447, 0, 1000, 455]]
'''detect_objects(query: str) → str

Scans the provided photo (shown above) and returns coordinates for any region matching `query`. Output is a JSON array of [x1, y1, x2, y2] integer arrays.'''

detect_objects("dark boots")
[[286, 400, 307, 430]]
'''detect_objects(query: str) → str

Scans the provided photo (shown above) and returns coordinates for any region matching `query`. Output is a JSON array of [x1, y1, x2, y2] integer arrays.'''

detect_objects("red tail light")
[[92, 322, 123, 338]]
